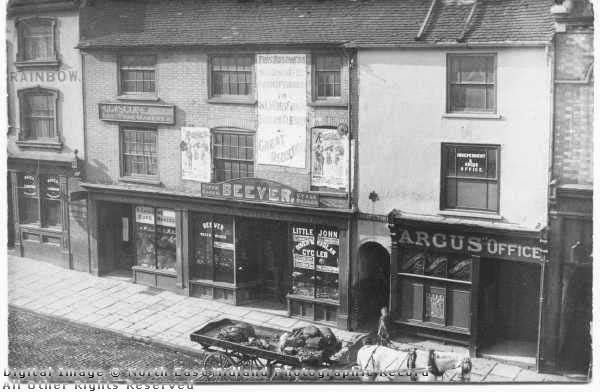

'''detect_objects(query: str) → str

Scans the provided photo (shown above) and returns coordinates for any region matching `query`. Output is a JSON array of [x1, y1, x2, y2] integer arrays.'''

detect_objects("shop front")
[[8, 155, 88, 271], [84, 178, 352, 329], [388, 213, 547, 369]]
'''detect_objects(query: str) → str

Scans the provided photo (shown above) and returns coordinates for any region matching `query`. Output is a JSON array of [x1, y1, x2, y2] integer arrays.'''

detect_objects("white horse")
[[355, 345, 472, 382]]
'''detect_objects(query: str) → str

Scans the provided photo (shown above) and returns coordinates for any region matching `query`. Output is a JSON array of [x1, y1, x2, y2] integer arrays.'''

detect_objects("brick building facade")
[[542, 0, 594, 374]]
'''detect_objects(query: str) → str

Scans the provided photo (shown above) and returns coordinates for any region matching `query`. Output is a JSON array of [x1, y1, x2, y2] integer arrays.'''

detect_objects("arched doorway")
[[357, 242, 390, 331]]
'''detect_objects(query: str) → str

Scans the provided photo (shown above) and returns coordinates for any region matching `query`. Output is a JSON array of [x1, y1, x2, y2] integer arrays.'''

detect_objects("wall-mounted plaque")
[[99, 102, 175, 124]]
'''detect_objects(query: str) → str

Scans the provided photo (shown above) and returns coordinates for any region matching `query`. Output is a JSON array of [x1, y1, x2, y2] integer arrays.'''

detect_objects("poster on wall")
[[256, 54, 307, 168], [292, 225, 315, 270], [180, 127, 211, 182], [311, 128, 349, 191], [315, 227, 339, 273]]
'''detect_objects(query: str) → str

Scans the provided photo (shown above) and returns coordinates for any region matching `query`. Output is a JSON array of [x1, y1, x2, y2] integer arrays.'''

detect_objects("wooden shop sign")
[[99, 102, 175, 124], [396, 226, 546, 264], [201, 178, 319, 208]]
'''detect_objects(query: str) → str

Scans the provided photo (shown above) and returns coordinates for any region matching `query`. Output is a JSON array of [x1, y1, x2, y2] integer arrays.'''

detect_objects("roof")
[[7, 0, 80, 16], [78, 0, 556, 49]]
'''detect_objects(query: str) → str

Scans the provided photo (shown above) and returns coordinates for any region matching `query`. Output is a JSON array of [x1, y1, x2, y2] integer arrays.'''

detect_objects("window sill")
[[443, 112, 502, 120], [286, 294, 340, 307], [15, 59, 60, 70], [20, 225, 63, 235], [438, 210, 503, 221], [16, 139, 63, 151], [119, 176, 162, 186], [132, 266, 176, 277], [117, 94, 160, 102], [309, 99, 348, 108], [207, 96, 257, 105]]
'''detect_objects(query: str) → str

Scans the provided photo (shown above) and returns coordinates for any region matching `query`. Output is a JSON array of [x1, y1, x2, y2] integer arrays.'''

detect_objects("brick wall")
[[83, 49, 350, 198], [553, 29, 594, 185]]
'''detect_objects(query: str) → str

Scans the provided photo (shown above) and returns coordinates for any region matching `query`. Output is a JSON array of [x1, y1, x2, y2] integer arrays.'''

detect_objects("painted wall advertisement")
[[181, 127, 211, 182], [256, 54, 307, 168], [311, 127, 349, 191]]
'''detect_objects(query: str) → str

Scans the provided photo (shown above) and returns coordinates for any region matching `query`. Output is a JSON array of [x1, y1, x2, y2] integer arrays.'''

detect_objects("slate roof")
[[7, 0, 80, 16], [78, 0, 556, 49]]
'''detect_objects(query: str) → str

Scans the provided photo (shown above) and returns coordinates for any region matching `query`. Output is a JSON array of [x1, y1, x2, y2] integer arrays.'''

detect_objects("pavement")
[[6, 255, 586, 383]]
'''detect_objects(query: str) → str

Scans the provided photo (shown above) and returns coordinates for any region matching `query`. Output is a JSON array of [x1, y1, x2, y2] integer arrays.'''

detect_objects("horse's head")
[[458, 357, 472, 382]]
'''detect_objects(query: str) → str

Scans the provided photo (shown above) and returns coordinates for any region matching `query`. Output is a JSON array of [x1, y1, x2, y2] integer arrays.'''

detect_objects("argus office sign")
[[396, 226, 546, 263]]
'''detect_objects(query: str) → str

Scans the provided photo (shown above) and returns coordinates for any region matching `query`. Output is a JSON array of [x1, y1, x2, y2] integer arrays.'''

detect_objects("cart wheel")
[[203, 352, 234, 382]]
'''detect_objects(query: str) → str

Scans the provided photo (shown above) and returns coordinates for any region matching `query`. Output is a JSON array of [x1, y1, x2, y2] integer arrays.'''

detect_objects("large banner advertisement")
[[256, 54, 307, 168], [311, 127, 349, 191], [180, 127, 211, 182]]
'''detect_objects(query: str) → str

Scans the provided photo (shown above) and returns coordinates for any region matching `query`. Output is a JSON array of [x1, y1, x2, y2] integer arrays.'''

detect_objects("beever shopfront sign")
[[99, 103, 175, 124], [396, 226, 546, 263], [201, 178, 319, 208]]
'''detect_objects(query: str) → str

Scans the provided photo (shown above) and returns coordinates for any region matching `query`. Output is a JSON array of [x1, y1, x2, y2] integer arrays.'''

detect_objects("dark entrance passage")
[[97, 202, 135, 277], [478, 259, 541, 366], [357, 242, 390, 330]]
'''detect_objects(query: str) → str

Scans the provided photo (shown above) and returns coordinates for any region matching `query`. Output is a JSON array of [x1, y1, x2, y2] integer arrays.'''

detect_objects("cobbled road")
[[8, 306, 208, 384]]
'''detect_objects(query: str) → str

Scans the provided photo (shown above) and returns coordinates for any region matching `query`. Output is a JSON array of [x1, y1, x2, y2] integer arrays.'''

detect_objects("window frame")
[[18, 173, 64, 230], [117, 54, 158, 98], [119, 126, 159, 180], [15, 17, 59, 68], [446, 53, 497, 114], [17, 87, 61, 149], [207, 53, 256, 103], [312, 53, 344, 102], [211, 127, 256, 182], [440, 143, 501, 214]]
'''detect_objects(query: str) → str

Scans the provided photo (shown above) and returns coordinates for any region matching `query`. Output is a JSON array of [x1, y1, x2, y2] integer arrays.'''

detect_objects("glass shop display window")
[[134, 206, 177, 272]]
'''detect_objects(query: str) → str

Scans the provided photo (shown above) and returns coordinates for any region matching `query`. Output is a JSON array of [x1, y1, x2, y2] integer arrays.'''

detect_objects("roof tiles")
[[78, 0, 556, 49]]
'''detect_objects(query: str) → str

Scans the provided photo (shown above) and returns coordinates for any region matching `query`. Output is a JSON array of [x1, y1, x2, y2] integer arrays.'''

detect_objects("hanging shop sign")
[[201, 178, 319, 208], [98, 102, 175, 125], [395, 225, 546, 263], [292, 225, 315, 270], [256, 54, 307, 168], [180, 127, 211, 182], [311, 127, 349, 191]]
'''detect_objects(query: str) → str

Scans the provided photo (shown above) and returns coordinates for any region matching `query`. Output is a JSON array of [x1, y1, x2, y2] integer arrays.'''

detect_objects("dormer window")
[[16, 17, 59, 68]]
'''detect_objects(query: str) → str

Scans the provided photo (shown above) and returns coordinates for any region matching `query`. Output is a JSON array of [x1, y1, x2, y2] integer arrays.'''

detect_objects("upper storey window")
[[16, 17, 59, 68], [17, 87, 61, 149], [119, 55, 157, 96], [314, 54, 342, 99], [447, 54, 496, 113], [210, 55, 254, 98]]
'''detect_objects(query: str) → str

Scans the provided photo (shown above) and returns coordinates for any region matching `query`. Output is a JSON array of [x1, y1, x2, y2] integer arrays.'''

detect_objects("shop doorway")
[[98, 202, 135, 277], [478, 259, 541, 366], [239, 218, 289, 304], [357, 242, 390, 330]]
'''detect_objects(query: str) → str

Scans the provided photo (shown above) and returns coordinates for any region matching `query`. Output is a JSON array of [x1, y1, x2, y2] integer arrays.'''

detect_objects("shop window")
[[191, 214, 235, 283], [210, 55, 254, 97], [134, 206, 176, 272], [119, 55, 156, 95], [121, 128, 158, 178], [314, 54, 342, 99], [441, 143, 499, 213], [16, 17, 58, 65], [291, 225, 340, 302], [18, 173, 63, 229], [18, 88, 58, 141], [212, 130, 254, 182], [447, 54, 496, 113]]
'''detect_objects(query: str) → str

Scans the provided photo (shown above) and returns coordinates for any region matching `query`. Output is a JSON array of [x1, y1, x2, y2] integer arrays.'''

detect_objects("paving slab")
[[489, 363, 521, 379]]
